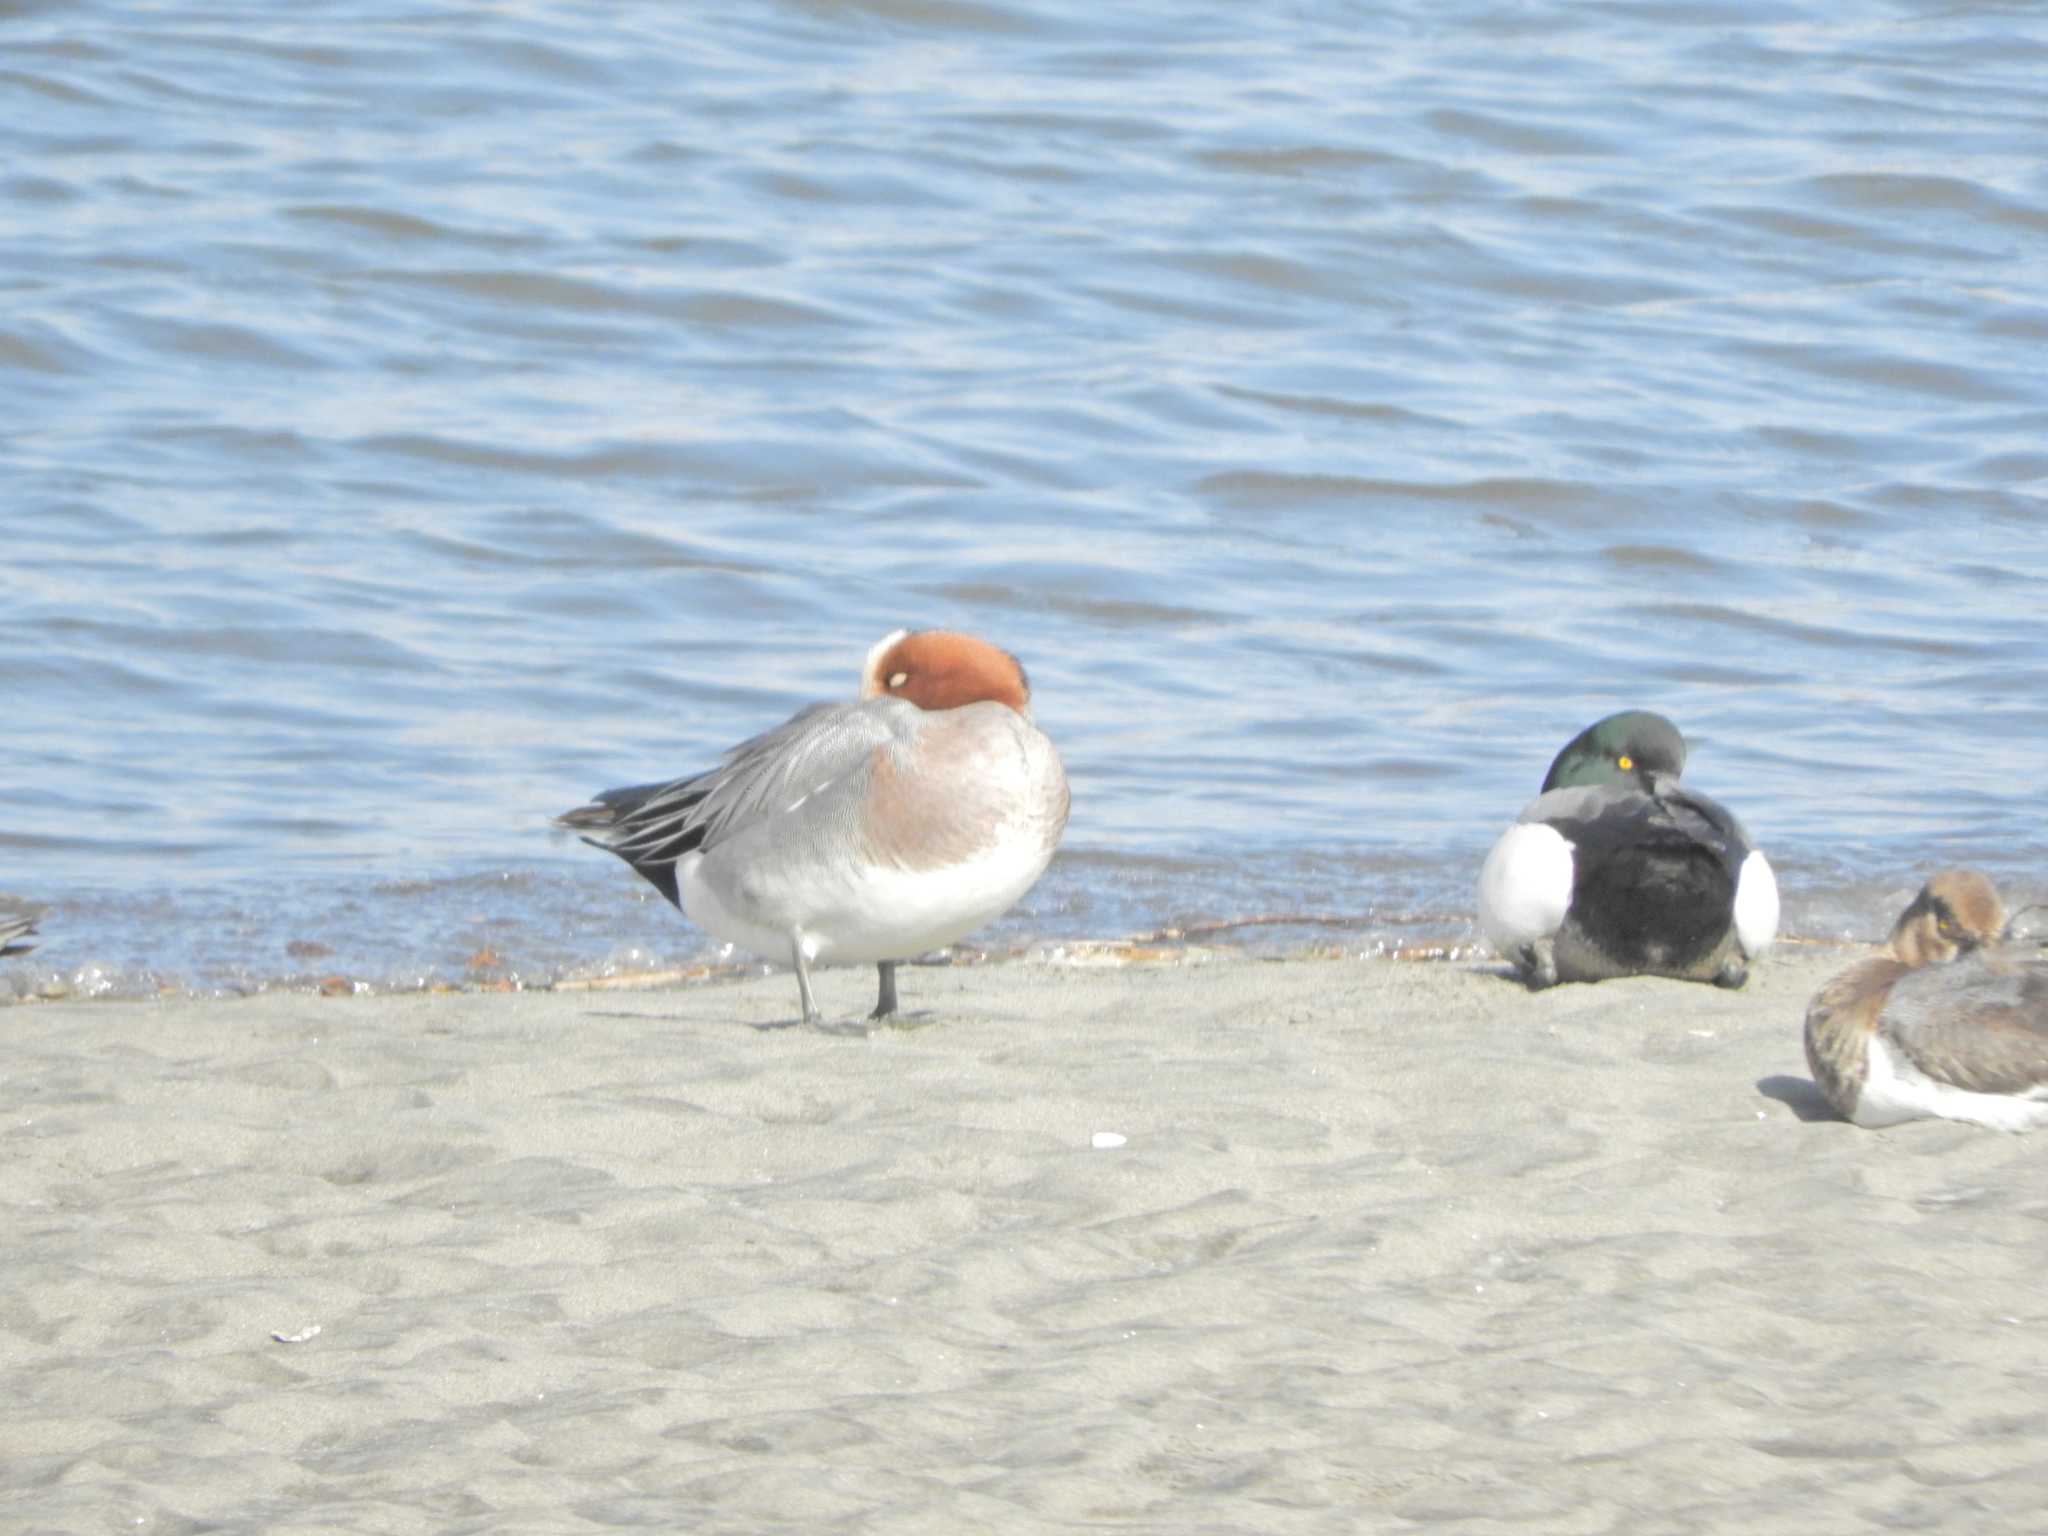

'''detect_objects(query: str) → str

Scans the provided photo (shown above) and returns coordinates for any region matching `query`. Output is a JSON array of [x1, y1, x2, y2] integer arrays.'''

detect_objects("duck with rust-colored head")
[[1805, 869, 2048, 1131], [1477, 710, 1778, 989], [560, 630, 1069, 1027]]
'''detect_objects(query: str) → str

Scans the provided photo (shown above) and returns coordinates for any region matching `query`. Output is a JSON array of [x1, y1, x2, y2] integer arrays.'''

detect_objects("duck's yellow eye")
[[1617, 754, 1633, 771], [888, 671, 909, 688], [1937, 916, 1956, 937]]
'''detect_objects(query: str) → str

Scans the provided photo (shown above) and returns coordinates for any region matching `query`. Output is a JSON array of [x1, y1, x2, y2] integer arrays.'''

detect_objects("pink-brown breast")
[[859, 704, 1064, 873]]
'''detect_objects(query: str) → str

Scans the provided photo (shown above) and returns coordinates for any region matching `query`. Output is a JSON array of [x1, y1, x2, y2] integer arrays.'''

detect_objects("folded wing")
[[1883, 956, 2048, 1097], [558, 700, 916, 906]]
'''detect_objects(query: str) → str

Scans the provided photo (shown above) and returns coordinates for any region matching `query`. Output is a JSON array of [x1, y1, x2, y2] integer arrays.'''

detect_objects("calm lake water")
[[4, 0, 2047, 994]]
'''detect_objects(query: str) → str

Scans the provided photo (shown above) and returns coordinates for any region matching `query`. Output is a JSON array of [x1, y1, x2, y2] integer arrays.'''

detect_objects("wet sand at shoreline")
[[6, 946, 2046, 1532]]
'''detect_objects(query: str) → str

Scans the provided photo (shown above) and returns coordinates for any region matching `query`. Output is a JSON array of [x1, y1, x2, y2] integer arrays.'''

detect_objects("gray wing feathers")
[[1661, 786, 1753, 867], [1884, 957, 2048, 1096], [1514, 784, 1607, 827], [604, 700, 910, 861], [1521, 783, 1751, 880], [0, 897, 42, 957]]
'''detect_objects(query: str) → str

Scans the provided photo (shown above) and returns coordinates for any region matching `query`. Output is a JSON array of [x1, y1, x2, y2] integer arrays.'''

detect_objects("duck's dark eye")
[[1617, 754, 1634, 772]]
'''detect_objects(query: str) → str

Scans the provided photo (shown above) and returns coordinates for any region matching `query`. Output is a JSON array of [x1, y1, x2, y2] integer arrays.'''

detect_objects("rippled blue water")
[[4, 0, 2046, 992]]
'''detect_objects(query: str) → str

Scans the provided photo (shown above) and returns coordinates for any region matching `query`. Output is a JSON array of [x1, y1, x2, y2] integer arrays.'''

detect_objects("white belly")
[[680, 833, 1054, 967], [1854, 1033, 2048, 1132]]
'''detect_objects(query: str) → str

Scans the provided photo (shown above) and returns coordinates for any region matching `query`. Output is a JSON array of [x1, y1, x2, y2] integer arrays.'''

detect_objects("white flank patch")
[[1092, 1131, 1127, 1149], [1733, 849, 1779, 959], [1856, 1034, 2048, 1132], [1476, 821, 1574, 956]]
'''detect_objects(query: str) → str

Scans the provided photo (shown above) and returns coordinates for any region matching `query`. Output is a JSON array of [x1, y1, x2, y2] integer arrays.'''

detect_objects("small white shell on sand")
[[271, 1324, 322, 1344], [1091, 1131, 1127, 1149]]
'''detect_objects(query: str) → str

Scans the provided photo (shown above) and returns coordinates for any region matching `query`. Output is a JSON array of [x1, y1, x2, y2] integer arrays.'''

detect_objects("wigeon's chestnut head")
[[859, 629, 1032, 716], [1887, 868, 2006, 969]]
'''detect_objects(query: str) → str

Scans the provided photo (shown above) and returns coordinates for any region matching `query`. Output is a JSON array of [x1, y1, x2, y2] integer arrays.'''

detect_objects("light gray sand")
[[6, 947, 2047, 1533]]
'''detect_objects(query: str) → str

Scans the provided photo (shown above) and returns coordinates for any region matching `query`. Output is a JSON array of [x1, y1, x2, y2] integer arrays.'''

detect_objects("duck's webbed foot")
[[1517, 940, 1559, 990]]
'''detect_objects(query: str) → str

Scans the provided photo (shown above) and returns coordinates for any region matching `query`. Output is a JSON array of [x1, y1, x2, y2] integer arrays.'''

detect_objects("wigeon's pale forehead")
[[860, 629, 1030, 713]]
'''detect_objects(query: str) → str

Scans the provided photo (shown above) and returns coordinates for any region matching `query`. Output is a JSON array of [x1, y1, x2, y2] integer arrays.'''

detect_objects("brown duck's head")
[[859, 629, 1032, 716], [1888, 868, 2006, 969]]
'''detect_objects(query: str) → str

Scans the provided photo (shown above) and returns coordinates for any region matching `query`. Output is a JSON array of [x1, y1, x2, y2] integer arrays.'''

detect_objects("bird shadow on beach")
[[748, 1012, 939, 1036], [570, 1007, 921, 1036], [755, 1014, 863, 1037], [1756, 1074, 1839, 1122], [1476, 961, 1538, 989], [746, 1013, 813, 1033]]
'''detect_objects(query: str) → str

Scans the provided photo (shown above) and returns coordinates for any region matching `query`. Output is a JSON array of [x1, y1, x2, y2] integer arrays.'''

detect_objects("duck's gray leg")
[[790, 935, 821, 1025], [869, 960, 900, 1021], [1519, 939, 1559, 990]]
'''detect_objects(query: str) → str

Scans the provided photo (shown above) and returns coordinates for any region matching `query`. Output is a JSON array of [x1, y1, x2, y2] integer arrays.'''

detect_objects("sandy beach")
[[6, 944, 2047, 1533]]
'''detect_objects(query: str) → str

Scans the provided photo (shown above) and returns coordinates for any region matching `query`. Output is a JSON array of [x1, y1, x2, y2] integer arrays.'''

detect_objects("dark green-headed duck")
[[1477, 710, 1777, 989]]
